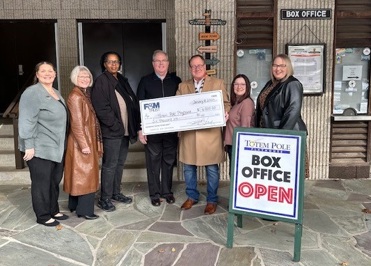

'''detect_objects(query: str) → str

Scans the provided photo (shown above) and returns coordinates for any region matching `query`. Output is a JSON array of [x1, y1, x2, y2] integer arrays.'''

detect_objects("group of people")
[[18, 51, 307, 227]]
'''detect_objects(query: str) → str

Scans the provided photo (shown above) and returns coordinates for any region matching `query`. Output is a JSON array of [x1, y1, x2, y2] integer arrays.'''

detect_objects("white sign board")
[[139, 90, 225, 135], [342, 65, 363, 81], [230, 130, 303, 220]]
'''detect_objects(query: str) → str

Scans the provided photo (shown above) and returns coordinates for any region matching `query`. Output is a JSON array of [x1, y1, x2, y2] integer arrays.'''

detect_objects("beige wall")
[[174, 0, 235, 180], [276, 0, 335, 179]]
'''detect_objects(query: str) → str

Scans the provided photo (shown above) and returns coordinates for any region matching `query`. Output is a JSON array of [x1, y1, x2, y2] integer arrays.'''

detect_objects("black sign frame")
[[281, 9, 332, 20]]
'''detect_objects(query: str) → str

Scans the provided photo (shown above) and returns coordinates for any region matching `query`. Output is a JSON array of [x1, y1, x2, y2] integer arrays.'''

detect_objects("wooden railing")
[[2, 74, 34, 169]]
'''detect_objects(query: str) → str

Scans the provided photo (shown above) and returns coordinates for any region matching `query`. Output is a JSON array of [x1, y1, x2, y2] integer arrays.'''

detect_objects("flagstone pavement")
[[1, 179, 371, 266]]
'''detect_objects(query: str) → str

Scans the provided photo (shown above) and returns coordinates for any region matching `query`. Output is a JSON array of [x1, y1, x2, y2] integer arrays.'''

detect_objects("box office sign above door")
[[281, 9, 332, 20]]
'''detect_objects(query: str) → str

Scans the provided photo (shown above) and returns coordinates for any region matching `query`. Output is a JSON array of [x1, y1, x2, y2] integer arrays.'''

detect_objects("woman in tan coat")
[[64, 66, 103, 220]]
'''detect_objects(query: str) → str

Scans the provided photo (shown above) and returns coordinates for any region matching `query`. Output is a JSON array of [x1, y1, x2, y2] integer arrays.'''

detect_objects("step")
[[125, 150, 145, 166], [0, 167, 30, 185], [0, 123, 14, 137], [0, 166, 179, 185], [0, 152, 15, 167], [0, 137, 15, 151]]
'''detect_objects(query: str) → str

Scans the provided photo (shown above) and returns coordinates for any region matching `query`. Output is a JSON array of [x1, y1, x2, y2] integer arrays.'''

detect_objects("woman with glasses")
[[224, 74, 255, 162], [256, 54, 308, 179], [91, 51, 140, 212], [63, 66, 102, 220], [256, 54, 307, 132]]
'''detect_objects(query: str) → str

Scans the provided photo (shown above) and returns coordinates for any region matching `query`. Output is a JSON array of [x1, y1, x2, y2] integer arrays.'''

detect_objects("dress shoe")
[[78, 214, 99, 220], [52, 213, 69, 220], [97, 198, 116, 212], [164, 194, 175, 204], [112, 193, 133, 204], [69, 208, 76, 213], [38, 218, 60, 227], [204, 203, 217, 215], [151, 198, 161, 206], [181, 198, 197, 210]]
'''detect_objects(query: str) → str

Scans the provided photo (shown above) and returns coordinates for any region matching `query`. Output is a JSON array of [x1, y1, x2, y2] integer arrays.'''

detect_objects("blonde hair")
[[271, 54, 294, 82], [70, 66, 93, 87]]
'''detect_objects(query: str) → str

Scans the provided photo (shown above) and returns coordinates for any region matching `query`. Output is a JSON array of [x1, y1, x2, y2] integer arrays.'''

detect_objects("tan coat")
[[176, 76, 230, 166], [64, 87, 102, 196]]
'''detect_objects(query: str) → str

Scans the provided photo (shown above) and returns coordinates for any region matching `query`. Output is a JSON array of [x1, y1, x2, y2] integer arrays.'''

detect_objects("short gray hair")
[[152, 50, 168, 61], [70, 66, 93, 87]]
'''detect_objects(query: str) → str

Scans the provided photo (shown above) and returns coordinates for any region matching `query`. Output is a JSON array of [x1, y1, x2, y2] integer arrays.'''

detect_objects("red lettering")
[[238, 182, 293, 204], [279, 187, 293, 204], [267, 185, 277, 201], [238, 182, 253, 197], [255, 184, 267, 199]]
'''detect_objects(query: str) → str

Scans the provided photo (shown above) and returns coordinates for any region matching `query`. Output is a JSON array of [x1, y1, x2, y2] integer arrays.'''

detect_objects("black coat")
[[256, 76, 307, 132], [91, 71, 140, 142], [137, 72, 181, 142]]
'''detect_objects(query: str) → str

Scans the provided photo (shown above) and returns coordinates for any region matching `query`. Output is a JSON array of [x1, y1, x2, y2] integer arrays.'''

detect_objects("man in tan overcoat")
[[177, 55, 230, 215]]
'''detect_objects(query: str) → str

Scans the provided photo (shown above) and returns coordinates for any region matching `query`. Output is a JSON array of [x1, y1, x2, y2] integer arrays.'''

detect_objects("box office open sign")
[[231, 130, 304, 220]]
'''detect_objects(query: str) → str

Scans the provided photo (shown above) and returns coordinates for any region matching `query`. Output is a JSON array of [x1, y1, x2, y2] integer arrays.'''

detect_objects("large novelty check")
[[139, 90, 226, 135]]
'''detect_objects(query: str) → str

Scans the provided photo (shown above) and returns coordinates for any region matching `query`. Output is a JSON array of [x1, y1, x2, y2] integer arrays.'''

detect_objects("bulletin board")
[[286, 44, 326, 95]]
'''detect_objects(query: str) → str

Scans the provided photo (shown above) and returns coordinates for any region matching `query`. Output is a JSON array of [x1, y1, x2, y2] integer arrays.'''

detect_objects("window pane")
[[333, 47, 370, 115], [236, 49, 272, 104]]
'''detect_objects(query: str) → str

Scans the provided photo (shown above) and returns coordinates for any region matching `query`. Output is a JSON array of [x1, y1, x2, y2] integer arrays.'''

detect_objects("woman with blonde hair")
[[64, 66, 103, 220]]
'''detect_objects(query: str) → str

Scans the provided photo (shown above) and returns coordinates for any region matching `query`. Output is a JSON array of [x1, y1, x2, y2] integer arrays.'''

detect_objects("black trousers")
[[27, 157, 63, 223], [68, 193, 95, 216], [145, 135, 177, 199], [100, 136, 129, 200]]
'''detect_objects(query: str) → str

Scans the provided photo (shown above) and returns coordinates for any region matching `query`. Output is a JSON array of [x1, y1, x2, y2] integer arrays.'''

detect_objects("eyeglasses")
[[233, 83, 246, 87], [106, 60, 120, 65], [153, 60, 168, 64], [78, 76, 90, 80], [272, 64, 286, 69], [190, 64, 205, 70]]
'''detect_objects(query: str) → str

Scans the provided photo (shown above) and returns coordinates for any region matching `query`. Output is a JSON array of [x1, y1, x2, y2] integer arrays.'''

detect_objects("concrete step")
[[0, 165, 178, 185], [0, 123, 13, 137], [0, 137, 15, 151], [125, 150, 145, 166], [0, 152, 15, 167]]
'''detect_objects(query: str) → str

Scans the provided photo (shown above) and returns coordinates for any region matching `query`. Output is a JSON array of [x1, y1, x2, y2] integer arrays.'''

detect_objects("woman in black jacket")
[[91, 51, 140, 212], [256, 54, 308, 178], [256, 54, 307, 132]]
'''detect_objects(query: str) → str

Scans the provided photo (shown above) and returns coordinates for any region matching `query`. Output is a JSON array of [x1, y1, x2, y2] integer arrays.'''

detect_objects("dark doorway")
[[0, 20, 57, 114], [79, 20, 164, 93]]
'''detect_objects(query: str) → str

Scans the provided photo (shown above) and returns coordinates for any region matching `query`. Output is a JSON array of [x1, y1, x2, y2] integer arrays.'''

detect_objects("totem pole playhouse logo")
[[231, 132, 302, 219], [143, 102, 160, 112]]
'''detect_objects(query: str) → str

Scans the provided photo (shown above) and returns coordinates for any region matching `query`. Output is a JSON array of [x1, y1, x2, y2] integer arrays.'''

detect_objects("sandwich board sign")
[[226, 127, 306, 262]]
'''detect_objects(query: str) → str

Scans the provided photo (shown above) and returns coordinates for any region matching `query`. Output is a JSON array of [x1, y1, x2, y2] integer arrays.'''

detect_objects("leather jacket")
[[256, 76, 307, 132]]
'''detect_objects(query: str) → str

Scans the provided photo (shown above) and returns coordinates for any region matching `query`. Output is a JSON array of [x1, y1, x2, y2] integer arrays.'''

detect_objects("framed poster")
[[286, 43, 326, 95]]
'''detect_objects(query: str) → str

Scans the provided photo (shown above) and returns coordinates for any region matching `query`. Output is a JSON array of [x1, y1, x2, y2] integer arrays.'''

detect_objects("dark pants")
[[68, 193, 95, 216], [100, 136, 129, 200], [145, 134, 177, 200], [27, 157, 63, 224]]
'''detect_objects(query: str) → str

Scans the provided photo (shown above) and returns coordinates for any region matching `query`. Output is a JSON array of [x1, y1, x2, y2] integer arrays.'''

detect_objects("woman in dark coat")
[[256, 54, 308, 177], [64, 66, 103, 220]]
